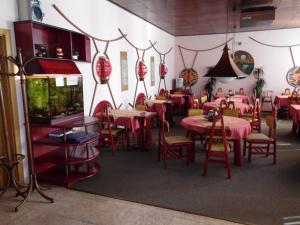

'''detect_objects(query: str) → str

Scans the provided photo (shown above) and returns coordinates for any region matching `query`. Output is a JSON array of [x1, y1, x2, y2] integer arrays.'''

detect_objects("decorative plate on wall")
[[233, 50, 255, 75], [179, 68, 198, 87], [286, 66, 300, 87]]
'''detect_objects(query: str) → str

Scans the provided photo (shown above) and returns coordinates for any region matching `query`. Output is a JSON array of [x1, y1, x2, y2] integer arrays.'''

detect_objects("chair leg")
[[273, 142, 277, 164], [266, 143, 270, 157], [243, 139, 247, 156], [163, 145, 167, 169], [248, 142, 252, 163], [203, 153, 208, 176], [225, 154, 231, 179]]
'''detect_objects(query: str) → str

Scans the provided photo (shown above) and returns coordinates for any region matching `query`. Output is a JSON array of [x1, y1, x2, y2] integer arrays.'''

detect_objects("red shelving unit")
[[31, 116, 100, 187], [14, 20, 91, 62]]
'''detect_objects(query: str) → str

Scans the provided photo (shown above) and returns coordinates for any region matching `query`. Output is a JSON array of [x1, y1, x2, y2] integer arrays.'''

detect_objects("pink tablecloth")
[[181, 115, 251, 140], [215, 95, 249, 104], [274, 95, 289, 108], [289, 105, 300, 123], [203, 102, 250, 115]]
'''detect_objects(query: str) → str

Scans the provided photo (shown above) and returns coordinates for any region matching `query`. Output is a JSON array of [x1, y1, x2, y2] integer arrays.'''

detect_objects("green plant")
[[204, 77, 216, 101], [253, 67, 265, 98]]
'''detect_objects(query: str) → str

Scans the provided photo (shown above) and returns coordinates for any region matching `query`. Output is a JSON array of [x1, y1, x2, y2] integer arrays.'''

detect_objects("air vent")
[[240, 6, 275, 27]]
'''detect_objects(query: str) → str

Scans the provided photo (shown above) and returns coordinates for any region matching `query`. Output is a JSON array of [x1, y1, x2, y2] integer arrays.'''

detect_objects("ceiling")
[[107, 0, 300, 36]]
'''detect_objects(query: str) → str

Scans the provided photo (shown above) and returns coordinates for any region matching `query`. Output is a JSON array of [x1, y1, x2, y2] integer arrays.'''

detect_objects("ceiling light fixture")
[[204, 0, 246, 83]]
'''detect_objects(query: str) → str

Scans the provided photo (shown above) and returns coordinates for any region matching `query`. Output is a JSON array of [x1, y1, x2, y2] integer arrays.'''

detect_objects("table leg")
[[233, 140, 242, 167], [137, 117, 145, 148]]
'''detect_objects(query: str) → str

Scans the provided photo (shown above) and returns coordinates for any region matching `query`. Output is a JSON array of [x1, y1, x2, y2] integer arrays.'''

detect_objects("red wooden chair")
[[203, 114, 231, 179], [215, 87, 225, 98], [242, 98, 261, 132], [157, 106, 195, 169], [282, 88, 291, 96], [219, 99, 228, 113], [236, 88, 246, 95], [98, 105, 127, 155], [135, 92, 147, 111], [244, 115, 277, 164], [190, 94, 200, 109], [93, 100, 114, 116]]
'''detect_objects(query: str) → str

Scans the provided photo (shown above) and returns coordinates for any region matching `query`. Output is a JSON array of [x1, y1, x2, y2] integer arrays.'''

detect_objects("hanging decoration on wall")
[[149, 40, 172, 94], [118, 28, 157, 107], [232, 50, 255, 75], [178, 37, 234, 87], [179, 68, 198, 87], [52, 4, 126, 114], [249, 36, 300, 89]]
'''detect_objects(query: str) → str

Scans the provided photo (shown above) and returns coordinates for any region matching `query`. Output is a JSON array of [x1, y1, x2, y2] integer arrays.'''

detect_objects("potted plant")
[[72, 49, 79, 60], [253, 67, 265, 98], [204, 77, 216, 102]]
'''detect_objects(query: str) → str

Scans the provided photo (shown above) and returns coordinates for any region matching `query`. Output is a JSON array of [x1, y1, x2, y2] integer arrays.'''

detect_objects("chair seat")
[[165, 136, 193, 145], [207, 143, 231, 152], [101, 127, 125, 136], [247, 133, 273, 142]]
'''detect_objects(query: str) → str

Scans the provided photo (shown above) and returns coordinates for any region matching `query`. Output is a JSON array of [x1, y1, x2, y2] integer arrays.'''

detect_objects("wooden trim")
[[0, 28, 24, 185]]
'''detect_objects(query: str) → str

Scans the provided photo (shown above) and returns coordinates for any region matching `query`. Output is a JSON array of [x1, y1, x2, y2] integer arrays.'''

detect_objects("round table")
[[214, 95, 249, 104], [181, 115, 251, 166], [203, 101, 250, 115]]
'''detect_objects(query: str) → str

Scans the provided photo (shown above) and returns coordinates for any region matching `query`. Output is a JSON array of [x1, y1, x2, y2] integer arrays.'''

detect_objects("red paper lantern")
[[137, 61, 147, 81], [159, 63, 168, 78], [96, 56, 112, 84]]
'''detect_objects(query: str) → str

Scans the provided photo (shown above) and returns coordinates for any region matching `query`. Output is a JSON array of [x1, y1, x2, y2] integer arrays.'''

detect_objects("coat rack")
[[118, 28, 156, 107], [149, 40, 172, 95], [52, 4, 126, 114], [0, 49, 53, 212]]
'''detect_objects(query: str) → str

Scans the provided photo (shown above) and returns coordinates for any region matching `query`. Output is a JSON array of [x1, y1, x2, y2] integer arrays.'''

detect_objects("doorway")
[[0, 29, 23, 187]]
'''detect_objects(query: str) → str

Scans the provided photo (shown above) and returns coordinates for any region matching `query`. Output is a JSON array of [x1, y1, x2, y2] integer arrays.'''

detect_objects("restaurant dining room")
[[1, 0, 300, 225]]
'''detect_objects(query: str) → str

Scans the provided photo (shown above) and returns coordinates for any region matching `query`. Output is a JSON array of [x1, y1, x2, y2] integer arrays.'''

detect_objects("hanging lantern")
[[159, 63, 168, 78], [137, 60, 147, 81], [96, 56, 112, 84]]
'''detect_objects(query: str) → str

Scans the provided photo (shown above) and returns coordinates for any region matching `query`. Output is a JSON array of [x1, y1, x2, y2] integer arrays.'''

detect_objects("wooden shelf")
[[31, 116, 100, 187], [14, 20, 91, 63]]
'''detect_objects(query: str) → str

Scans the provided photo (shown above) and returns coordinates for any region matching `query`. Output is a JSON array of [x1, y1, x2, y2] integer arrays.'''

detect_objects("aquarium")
[[26, 75, 84, 123]]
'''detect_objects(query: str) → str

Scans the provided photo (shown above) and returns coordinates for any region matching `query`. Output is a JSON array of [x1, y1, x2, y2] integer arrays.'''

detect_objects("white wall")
[[0, 0, 175, 181], [43, 0, 175, 112], [175, 28, 300, 97]]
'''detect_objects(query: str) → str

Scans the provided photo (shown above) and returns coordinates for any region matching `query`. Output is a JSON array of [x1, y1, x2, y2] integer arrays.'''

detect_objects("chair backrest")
[[200, 90, 208, 107], [236, 88, 245, 95], [288, 90, 300, 105], [262, 90, 273, 101], [282, 88, 291, 95], [98, 105, 114, 137], [227, 101, 235, 109], [216, 88, 225, 97], [190, 94, 200, 109], [207, 114, 229, 153], [187, 109, 203, 117], [219, 99, 228, 112], [136, 93, 146, 106], [265, 115, 276, 139], [93, 100, 113, 116]]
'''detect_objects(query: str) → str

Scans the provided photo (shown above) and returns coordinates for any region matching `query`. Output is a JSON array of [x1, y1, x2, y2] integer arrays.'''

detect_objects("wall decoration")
[[150, 56, 155, 86], [233, 50, 254, 75], [286, 66, 300, 87], [52, 4, 127, 113], [118, 28, 156, 107], [120, 51, 128, 91], [149, 40, 172, 94], [179, 68, 198, 87]]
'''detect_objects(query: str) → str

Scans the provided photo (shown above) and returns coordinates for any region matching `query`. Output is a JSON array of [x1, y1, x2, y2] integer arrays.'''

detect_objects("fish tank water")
[[26, 75, 84, 123]]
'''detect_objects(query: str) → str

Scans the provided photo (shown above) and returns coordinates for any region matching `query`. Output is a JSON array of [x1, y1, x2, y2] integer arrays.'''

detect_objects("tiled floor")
[[0, 186, 244, 225]]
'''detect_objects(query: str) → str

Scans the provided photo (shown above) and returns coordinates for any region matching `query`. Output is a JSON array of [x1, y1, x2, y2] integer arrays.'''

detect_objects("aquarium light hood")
[[25, 58, 81, 75]]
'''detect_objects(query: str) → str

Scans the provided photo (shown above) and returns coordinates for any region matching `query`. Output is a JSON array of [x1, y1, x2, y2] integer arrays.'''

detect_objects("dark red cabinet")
[[14, 20, 91, 62]]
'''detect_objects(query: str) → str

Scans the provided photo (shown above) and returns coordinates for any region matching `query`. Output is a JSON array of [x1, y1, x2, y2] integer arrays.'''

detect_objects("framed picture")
[[150, 56, 155, 86], [120, 51, 128, 91]]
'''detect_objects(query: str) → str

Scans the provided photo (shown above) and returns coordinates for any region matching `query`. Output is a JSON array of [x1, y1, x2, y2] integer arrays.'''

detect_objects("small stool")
[[0, 154, 25, 197]]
